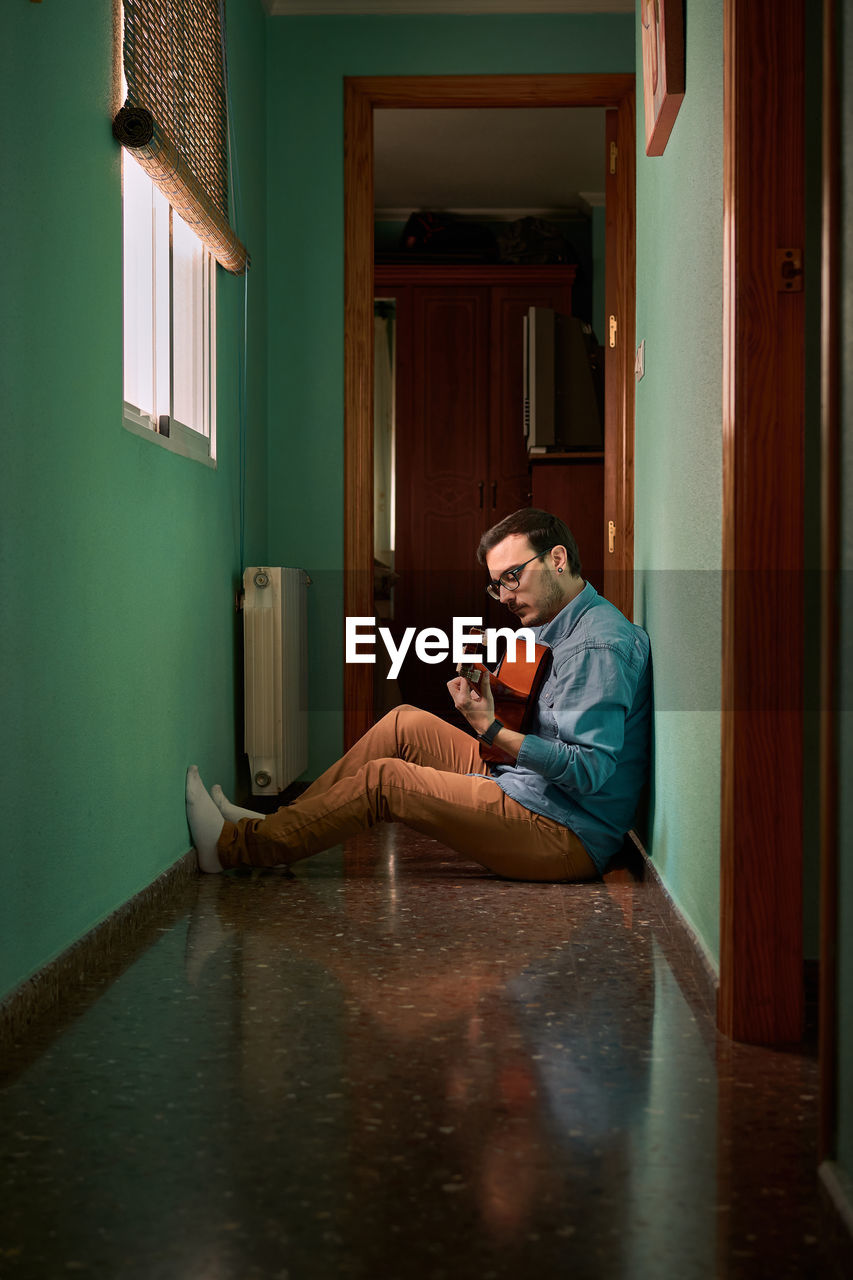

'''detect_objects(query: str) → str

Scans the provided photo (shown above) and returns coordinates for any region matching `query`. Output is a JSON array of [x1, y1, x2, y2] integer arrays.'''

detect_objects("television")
[[523, 307, 604, 451]]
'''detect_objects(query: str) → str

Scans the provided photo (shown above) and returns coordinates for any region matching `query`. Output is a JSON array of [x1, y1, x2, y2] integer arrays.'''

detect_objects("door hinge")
[[776, 248, 803, 292], [610, 142, 618, 175], [609, 315, 617, 348], [608, 520, 616, 554]]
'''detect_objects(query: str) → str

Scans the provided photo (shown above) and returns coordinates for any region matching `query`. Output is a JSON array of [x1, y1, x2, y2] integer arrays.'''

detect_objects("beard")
[[519, 567, 567, 626]]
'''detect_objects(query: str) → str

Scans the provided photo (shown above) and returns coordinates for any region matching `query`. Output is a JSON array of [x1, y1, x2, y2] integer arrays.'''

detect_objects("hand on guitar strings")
[[446, 671, 495, 738]]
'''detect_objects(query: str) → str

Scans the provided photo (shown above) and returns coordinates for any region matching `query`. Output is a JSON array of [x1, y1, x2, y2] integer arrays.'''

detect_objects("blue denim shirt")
[[490, 582, 651, 874]]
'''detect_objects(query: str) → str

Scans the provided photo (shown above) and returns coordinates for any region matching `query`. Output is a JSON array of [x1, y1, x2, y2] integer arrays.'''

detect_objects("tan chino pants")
[[217, 704, 598, 882]]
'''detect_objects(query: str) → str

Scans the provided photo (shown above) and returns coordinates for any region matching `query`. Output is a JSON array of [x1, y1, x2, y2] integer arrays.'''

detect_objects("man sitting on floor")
[[186, 508, 651, 882]]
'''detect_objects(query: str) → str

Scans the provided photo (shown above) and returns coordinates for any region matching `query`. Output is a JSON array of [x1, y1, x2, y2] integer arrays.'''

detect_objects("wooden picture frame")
[[641, 0, 685, 156]]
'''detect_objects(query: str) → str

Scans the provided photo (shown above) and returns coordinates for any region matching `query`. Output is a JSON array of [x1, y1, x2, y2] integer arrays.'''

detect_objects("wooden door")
[[603, 104, 636, 619], [394, 284, 491, 713], [719, 0, 806, 1044], [531, 459, 604, 593]]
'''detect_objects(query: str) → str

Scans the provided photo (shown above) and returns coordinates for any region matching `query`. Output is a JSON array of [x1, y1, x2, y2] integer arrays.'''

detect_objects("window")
[[122, 150, 216, 463]]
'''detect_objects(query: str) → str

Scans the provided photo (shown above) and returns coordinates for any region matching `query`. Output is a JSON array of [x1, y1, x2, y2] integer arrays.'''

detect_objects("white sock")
[[185, 766, 225, 873], [211, 784, 265, 824]]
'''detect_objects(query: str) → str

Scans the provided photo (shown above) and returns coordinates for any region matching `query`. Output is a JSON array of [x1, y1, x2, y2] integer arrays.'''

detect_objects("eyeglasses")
[[485, 549, 551, 601]]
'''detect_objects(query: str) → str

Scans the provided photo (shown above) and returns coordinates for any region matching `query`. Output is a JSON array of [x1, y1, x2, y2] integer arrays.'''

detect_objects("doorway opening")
[[371, 106, 609, 721], [344, 74, 636, 749]]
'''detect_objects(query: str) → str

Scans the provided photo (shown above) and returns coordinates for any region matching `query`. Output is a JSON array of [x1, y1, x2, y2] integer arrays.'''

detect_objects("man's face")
[[485, 534, 565, 627]]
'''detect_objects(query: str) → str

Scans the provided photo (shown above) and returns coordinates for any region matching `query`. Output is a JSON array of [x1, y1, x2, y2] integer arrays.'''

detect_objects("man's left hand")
[[447, 673, 495, 736]]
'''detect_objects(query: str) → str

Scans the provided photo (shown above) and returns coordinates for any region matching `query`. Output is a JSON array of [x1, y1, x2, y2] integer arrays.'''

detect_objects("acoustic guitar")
[[457, 638, 552, 765]]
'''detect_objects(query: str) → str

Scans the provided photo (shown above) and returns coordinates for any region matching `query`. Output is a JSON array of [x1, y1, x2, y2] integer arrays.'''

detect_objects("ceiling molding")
[[264, 1, 634, 15]]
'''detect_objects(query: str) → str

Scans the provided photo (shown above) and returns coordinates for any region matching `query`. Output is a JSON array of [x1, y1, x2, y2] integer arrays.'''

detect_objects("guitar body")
[[458, 642, 552, 765]]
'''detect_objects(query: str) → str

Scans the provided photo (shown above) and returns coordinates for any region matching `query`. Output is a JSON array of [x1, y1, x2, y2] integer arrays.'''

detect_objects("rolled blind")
[[113, 0, 249, 275]]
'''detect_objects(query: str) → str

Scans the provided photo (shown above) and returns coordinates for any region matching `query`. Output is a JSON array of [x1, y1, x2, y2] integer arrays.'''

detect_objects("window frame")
[[121, 151, 217, 468]]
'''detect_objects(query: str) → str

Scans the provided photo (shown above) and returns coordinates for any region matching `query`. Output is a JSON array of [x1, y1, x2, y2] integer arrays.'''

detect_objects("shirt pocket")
[[536, 679, 558, 738]]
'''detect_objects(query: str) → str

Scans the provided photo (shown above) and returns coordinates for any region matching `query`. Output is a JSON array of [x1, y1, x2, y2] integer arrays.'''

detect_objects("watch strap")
[[478, 718, 503, 746]]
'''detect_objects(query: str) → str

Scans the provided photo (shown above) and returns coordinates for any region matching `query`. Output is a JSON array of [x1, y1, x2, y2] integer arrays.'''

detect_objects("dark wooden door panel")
[[603, 102, 636, 619], [531, 460, 605, 594], [396, 287, 489, 581], [394, 287, 490, 711], [719, 0, 805, 1045], [414, 287, 490, 549]]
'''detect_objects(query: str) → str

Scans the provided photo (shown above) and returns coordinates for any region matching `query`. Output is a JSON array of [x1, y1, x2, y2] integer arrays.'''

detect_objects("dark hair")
[[477, 508, 582, 576]]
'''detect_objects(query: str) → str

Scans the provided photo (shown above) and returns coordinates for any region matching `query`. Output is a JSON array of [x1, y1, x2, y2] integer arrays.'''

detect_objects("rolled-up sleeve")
[[515, 644, 637, 796]]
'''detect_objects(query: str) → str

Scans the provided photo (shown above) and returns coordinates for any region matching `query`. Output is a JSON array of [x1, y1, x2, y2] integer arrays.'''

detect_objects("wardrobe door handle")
[[478, 481, 484, 508]]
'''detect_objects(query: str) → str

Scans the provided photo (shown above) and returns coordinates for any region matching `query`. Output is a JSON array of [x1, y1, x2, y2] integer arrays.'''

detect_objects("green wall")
[[632, 0, 724, 964], [265, 13, 634, 776], [0, 0, 268, 1001]]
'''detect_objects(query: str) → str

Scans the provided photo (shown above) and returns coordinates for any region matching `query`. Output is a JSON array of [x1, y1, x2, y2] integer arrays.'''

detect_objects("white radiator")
[[243, 566, 310, 796]]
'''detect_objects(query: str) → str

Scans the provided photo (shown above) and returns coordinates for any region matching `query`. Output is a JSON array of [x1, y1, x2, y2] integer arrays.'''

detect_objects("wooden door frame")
[[344, 74, 637, 748], [719, 0, 806, 1043], [818, 0, 840, 1160]]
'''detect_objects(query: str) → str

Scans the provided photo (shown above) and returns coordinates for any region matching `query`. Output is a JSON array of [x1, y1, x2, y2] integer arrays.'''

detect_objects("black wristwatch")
[[478, 719, 503, 746]]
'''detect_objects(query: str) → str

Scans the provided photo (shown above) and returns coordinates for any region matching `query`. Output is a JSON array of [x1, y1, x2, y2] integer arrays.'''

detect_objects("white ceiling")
[[374, 107, 606, 218]]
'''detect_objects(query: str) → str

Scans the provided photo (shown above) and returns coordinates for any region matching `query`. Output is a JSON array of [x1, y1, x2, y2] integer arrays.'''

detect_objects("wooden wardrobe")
[[374, 262, 604, 714]]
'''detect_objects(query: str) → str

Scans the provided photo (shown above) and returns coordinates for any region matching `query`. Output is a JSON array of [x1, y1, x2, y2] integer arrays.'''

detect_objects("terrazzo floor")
[[0, 827, 842, 1279]]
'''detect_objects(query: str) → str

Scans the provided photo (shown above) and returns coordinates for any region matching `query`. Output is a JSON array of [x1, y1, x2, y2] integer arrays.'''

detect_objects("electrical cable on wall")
[[218, 0, 250, 575]]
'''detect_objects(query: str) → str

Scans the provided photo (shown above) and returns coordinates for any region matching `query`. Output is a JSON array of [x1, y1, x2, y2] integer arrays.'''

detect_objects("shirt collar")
[[534, 580, 597, 644]]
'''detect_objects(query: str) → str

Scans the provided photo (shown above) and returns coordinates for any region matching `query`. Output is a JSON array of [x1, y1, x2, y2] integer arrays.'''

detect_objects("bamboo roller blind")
[[113, 0, 248, 274]]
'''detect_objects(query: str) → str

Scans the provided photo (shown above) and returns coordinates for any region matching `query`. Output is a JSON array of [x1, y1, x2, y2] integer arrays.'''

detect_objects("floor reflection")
[[0, 827, 831, 1279]]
